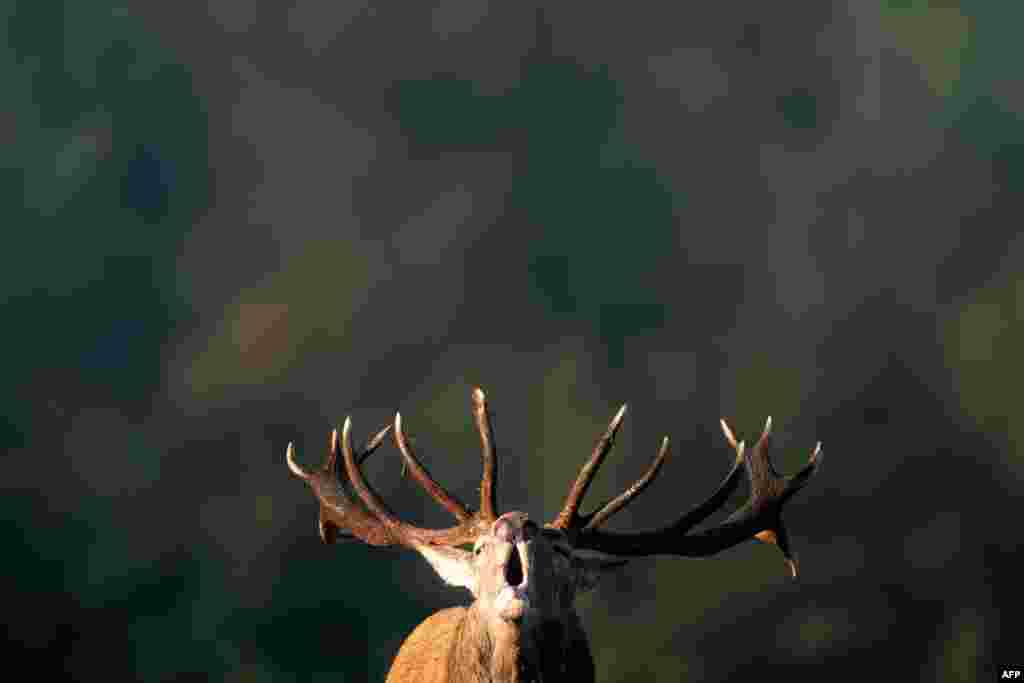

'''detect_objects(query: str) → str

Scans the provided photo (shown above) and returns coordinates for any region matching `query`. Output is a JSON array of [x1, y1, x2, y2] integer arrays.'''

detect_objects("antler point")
[[612, 403, 628, 428], [286, 442, 308, 479], [719, 418, 738, 449], [341, 417, 355, 451], [786, 557, 799, 579]]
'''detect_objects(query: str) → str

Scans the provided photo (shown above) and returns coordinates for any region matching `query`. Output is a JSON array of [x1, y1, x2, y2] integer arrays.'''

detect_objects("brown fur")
[[387, 607, 467, 683], [386, 605, 595, 683]]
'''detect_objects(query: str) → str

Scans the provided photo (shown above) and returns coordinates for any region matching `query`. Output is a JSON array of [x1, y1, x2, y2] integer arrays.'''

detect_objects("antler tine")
[[394, 412, 473, 523], [781, 441, 823, 502], [573, 418, 822, 579], [550, 404, 627, 530], [360, 423, 393, 465], [286, 442, 310, 480], [286, 427, 350, 480], [745, 416, 778, 480], [286, 426, 399, 547], [320, 424, 392, 544], [339, 416, 405, 526], [583, 435, 671, 531], [472, 388, 499, 522], [286, 416, 480, 549], [340, 416, 426, 535], [287, 422, 388, 481]]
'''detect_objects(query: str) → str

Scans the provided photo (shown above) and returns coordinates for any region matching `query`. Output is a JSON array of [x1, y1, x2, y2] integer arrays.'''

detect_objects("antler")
[[286, 388, 502, 549], [550, 404, 628, 529], [288, 389, 821, 576], [548, 412, 821, 578]]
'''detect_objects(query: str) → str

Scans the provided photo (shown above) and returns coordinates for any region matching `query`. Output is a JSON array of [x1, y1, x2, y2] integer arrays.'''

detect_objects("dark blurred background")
[[3, 0, 1020, 680]]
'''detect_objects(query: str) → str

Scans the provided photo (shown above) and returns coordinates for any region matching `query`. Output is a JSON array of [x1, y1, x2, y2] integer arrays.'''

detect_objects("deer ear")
[[415, 545, 478, 595]]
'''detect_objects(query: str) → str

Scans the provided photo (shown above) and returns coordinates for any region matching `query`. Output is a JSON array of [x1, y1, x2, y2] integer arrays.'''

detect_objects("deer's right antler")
[[286, 389, 500, 549]]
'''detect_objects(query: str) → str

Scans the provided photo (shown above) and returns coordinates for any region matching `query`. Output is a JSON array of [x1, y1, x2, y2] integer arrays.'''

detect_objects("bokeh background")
[[3, 1, 1020, 680]]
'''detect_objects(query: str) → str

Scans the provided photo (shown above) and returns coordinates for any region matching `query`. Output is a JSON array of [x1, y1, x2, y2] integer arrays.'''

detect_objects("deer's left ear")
[[575, 557, 629, 593], [416, 545, 478, 595]]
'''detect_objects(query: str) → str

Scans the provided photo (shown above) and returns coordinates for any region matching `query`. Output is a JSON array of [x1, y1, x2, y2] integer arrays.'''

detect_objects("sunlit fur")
[[386, 512, 604, 683]]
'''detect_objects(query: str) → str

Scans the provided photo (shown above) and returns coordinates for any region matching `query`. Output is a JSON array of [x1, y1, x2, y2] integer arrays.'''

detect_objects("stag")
[[286, 388, 821, 682]]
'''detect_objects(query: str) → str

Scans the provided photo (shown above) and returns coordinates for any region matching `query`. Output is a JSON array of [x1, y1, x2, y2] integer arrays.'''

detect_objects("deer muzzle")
[[495, 541, 531, 620]]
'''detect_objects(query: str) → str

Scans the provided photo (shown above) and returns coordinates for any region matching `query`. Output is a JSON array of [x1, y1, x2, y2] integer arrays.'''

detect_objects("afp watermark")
[[999, 667, 1022, 680]]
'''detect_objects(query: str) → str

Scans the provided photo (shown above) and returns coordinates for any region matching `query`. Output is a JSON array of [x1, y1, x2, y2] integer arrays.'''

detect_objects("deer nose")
[[494, 512, 531, 542], [494, 518, 517, 542]]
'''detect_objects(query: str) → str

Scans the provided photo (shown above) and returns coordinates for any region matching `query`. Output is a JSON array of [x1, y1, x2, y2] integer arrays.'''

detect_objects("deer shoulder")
[[386, 607, 467, 683], [286, 388, 822, 682]]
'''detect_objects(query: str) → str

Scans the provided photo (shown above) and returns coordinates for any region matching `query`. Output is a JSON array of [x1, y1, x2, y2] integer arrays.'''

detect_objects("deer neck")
[[449, 605, 592, 683]]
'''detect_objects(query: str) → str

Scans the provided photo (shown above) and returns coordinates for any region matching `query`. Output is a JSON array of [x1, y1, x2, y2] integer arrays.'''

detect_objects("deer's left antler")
[[549, 412, 822, 578]]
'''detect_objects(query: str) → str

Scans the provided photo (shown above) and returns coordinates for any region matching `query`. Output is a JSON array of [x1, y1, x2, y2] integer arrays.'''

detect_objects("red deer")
[[286, 388, 821, 682]]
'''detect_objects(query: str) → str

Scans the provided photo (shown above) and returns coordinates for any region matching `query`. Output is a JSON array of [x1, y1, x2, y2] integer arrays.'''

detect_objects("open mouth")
[[497, 545, 529, 620], [504, 544, 524, 586]]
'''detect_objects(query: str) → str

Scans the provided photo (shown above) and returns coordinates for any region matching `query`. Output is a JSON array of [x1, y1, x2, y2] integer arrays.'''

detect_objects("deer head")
[[286, 388, 821, 682]]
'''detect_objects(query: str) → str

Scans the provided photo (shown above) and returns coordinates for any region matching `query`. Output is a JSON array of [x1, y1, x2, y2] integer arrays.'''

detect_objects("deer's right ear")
[[415, 545, 478, 595]]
